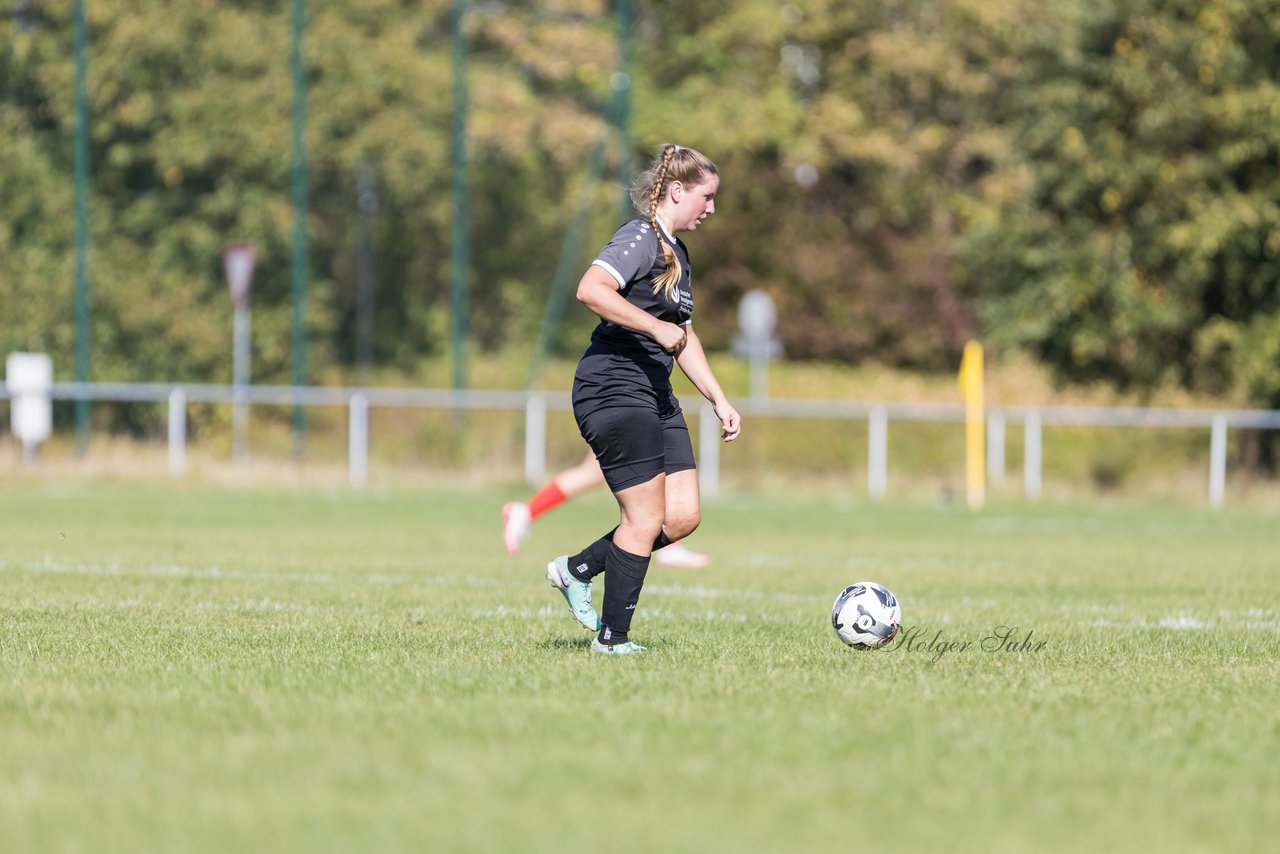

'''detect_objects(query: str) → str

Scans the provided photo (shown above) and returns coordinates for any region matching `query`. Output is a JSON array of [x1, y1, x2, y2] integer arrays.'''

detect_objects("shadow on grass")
[[539, 636, 594, 651], [539, 635, 668, 654]]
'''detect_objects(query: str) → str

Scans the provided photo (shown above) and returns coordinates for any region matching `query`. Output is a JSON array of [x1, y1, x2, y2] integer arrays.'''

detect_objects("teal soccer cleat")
[[546, 556, 600, 631]]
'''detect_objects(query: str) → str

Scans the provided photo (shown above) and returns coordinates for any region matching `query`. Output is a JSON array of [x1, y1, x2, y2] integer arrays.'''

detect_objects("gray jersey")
[[576, 218, 693, 396]]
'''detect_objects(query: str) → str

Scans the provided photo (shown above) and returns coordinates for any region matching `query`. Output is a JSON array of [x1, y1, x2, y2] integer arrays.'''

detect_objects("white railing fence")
[[4, 381, 1280, 506]]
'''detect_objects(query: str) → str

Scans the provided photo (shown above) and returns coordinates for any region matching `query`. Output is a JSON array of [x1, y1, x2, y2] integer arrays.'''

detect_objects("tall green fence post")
[[73, 0, 90, 454], [356, 163, 377, 384], [450, 0, 471, 399], [615, 0, 634, 220], [290, 0, 310, 456]]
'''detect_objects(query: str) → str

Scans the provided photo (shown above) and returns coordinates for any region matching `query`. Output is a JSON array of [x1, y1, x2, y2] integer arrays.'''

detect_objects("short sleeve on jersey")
[[591, 220, 659, 290]]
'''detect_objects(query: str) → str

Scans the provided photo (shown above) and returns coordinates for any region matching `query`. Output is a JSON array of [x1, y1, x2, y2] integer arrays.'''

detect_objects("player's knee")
[[628, 508, 666, 544], [666, 508, 700, 540]]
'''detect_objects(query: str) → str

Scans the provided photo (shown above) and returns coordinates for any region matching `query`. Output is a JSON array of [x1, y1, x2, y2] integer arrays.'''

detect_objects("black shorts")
[[572, 383, 696, 492]]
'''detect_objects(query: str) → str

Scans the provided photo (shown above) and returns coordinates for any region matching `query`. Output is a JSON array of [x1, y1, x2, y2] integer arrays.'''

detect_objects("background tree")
[[965, 0, 1280, 401], [3, 0, 1280, 464]]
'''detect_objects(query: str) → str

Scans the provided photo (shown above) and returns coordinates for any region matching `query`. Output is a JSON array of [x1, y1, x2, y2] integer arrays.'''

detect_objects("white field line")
[[1, 558, 811, 604], [468, 605, 758, 623], [1082, 614, 1280, 631], [7, 559, 1277, 630], [5, 558, 522, 589], [2, 557, 339, 585], [1056, 602, 1279, 631]]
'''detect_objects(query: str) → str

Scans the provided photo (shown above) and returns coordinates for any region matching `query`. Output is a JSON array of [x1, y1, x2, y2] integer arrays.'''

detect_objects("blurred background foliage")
[[2, 0, 1278, 414]]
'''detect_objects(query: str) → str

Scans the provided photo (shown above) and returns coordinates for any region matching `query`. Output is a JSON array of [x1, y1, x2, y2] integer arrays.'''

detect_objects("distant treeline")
[[3, 1, 1278, 414]]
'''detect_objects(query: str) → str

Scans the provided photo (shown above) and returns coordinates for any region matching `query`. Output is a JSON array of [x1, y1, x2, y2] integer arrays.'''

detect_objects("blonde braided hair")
[[629, 143, 718, 302]]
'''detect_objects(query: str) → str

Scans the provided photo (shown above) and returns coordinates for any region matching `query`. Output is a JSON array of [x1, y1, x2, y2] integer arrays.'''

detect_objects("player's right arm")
[[575, 267, 687, 354]]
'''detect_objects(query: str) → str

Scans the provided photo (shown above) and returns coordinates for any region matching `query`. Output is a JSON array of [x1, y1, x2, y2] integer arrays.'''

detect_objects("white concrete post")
[[1209, 413, 1227, 508], [868, 406, 888, 499], [1024, 410, 1042, 499], [987, 409, 1006, 482], [699, 400, 720, 498], [6, 352, 53, 466], [349, 392, 369, 489], [524, 394, 547, 486], [167, 387, 186, 478]]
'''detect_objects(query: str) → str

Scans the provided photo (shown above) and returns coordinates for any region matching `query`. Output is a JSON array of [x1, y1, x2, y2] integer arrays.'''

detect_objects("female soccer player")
[[545, 143, 741, 654]]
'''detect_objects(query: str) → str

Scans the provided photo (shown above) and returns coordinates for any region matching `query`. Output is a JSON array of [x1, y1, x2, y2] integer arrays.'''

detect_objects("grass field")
[[2, 480, 1277, 853]]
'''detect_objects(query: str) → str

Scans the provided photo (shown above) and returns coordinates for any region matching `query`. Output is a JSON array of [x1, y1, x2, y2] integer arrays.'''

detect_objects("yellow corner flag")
[[958, 340, 985, 511]]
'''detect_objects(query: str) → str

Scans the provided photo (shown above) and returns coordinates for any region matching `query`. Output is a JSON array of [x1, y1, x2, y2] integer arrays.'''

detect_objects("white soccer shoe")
[[590, 638, 646, 655], [654, 541, 710, 569], [502, 501, 532, 556]]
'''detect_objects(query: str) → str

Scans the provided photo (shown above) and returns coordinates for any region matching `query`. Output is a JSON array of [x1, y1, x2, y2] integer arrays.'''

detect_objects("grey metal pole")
[[232, 302, 251, 462], [750, 340, 769, 402]]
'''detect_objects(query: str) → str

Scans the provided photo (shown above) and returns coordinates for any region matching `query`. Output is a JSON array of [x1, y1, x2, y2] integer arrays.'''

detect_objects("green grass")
[[2, 482, 1277, 853]]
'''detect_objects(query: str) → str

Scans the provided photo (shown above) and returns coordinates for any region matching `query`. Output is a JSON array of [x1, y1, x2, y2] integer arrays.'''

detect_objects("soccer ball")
[[831, 582, 901, 648]]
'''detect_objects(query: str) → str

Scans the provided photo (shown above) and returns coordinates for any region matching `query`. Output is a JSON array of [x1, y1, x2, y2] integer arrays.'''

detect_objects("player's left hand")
[[715, 401, 741, 442]]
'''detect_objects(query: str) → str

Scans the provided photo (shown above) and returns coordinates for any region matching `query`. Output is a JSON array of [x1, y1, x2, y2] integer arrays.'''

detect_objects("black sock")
[[599, 542, 650, 645], [568, 529, 670, 582], [567, 527, 616, 581]]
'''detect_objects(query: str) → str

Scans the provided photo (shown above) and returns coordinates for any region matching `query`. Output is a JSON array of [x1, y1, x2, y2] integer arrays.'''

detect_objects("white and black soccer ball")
[[831, 582, 901, 648]]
